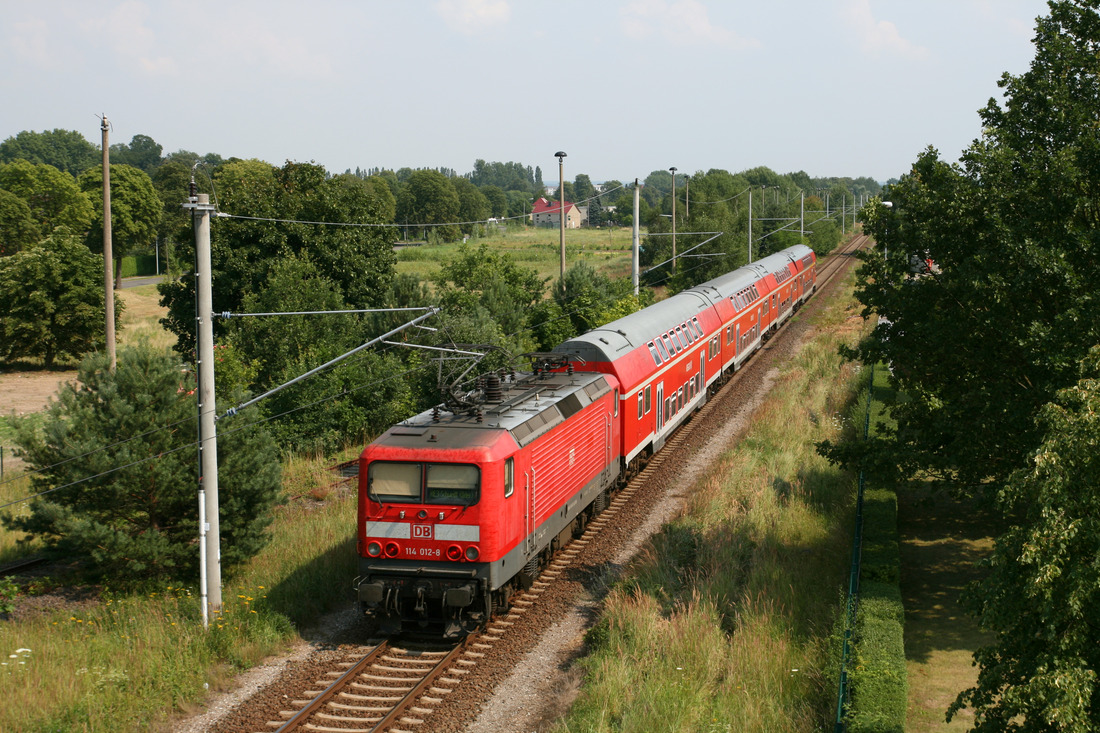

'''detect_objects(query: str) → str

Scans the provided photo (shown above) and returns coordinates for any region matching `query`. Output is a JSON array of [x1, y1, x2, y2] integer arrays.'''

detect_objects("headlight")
[[366, 541, 382, 557], [465, 545, 480, 561]]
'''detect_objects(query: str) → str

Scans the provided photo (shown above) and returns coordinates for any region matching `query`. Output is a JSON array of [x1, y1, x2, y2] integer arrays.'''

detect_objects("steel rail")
[[369, 637, 470, 733], [273, 641, 390, 733]]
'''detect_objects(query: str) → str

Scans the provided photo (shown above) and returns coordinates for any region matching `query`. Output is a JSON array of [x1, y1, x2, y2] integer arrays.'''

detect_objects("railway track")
[[267, 637, 472, 732], [238, 236, 867, 733]]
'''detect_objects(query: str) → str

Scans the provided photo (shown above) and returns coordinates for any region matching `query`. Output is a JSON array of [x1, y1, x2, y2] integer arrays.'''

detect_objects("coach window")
[[647, 342, 662, 366], [504, 458, 514, 498], [669, 332, 683, 352], [662, 335, 675, 355], [637, 391, 644, 419], [425, 464, 480, 506], [644, 385, 651, 414], [654, 338, 670, 361]]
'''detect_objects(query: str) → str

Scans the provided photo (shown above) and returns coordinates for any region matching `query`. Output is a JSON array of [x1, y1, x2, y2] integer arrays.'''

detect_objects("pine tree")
[[5, 346, 282, 585]]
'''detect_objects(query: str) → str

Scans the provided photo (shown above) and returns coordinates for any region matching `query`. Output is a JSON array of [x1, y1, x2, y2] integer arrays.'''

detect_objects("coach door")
[[699, 354, 705, 394], [605, 412, 613, 479], [655, 384, 664, 433]]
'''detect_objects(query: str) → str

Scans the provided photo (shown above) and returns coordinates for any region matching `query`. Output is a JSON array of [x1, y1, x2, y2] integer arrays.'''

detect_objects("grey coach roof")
[[553, 245, 815, 364]]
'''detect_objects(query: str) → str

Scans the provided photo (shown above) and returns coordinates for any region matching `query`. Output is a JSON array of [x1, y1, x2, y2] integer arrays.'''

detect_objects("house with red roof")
[[532, 197, 582, 229]]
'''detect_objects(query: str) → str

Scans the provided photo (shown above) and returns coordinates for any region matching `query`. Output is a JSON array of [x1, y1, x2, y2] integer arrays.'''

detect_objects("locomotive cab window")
[[426, 464, 480, 506], [504, 458, 514, 498], [367, 462, 422, 502], [368, 461, 480, 506]]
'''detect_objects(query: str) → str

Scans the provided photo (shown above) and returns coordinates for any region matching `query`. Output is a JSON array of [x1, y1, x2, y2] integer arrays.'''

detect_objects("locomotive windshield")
[[425, 464, 479, 505], [367, 461, 480, 506]]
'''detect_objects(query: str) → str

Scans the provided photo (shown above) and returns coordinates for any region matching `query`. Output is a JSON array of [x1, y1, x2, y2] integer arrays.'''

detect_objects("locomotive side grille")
[[530, 405, 608, 519]]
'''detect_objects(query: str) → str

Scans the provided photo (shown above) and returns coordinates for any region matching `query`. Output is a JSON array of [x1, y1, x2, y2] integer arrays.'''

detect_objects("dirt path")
[[899, 485, 995, 731]]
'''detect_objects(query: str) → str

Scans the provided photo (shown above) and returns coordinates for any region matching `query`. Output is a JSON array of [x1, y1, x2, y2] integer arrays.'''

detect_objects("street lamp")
[[555, 151, 567, 293], [669, 166, 677, 274]]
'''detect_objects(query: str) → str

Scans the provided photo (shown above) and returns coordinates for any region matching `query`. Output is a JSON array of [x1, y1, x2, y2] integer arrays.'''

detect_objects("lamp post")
[[669, 166, 677, 274], [555, 151, 567, 293]]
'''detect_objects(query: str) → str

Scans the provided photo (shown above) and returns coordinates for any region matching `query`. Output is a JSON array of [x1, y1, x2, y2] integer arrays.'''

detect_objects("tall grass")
[[556, 276, 870, 733], [0, 447, 362, 732]]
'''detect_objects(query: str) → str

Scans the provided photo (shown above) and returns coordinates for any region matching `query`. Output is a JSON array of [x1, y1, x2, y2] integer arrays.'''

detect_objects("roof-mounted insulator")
[[486, 373, 502, 402], [567, 362, 575, 375], [432, 406, 441, 422]]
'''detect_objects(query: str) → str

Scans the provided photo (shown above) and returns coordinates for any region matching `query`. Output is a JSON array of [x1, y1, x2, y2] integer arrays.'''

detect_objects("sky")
[[0, 0, 1052, 185]]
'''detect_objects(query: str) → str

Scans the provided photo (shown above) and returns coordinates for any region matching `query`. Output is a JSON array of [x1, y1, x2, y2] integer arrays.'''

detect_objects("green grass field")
[[395, 225, 636, 285]]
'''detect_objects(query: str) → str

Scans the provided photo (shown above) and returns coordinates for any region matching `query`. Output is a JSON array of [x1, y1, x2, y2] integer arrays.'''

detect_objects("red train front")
[[356, 365, 621, 636]]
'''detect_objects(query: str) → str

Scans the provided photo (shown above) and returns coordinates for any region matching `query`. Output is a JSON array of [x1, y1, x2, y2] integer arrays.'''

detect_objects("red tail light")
[[384, 542, 400, 558], [446, 545, 462, 561]]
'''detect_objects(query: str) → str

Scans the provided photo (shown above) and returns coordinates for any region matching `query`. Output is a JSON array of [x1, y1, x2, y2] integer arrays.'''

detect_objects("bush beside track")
[[845, 365, 907, 733]]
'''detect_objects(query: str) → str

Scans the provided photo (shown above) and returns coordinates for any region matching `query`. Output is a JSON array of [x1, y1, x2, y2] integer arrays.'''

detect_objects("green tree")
[[4, 346, 281, 584], [0, 228, 118, 366], [452, 177, 490, 235], [151, 160, 194, 272], [552, 181, 575, 203], [0, 189, 40, 255], [158, 159, 398, 357], [480, 184, 508, 218], [554, 261, 649, 334], [573, 173, 595, 203], [822, 3, 1100, 724], [0, 159, 94, 235], [77, 164, 162, 287], [0, 129, 99, 176], [224, 253, 416, 452], [395, 169, 460, 241], [950, 347, 1100, 732], [109, 133, 163, 172]]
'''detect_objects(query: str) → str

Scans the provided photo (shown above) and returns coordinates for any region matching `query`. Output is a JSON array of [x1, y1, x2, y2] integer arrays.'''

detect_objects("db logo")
[[413, 525, 433, 539]]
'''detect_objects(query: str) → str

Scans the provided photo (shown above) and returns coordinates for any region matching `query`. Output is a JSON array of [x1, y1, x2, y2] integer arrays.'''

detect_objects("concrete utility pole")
[[632, 179, 641, 295], [669, 167, 677, 274], [747, 188, 753, 263], [801, 190, 805, 240], [185, 189, 221, 627], [101, 115, 116, 372], [555, 151, 567, 294]]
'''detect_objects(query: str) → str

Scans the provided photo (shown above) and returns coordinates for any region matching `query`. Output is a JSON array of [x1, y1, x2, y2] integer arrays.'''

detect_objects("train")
[[355, 244, 817, 636]]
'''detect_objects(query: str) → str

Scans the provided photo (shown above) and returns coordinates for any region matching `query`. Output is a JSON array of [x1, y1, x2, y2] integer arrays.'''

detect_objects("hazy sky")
[[1, 0, 1051, 184]]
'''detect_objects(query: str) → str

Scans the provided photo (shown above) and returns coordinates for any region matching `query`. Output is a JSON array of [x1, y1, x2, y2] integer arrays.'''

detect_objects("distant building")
[[532, 197, 582, 229]]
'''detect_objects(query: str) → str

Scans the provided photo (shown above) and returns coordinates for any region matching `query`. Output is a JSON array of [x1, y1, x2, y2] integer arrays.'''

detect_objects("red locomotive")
[[356, 244, 816, 636]]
